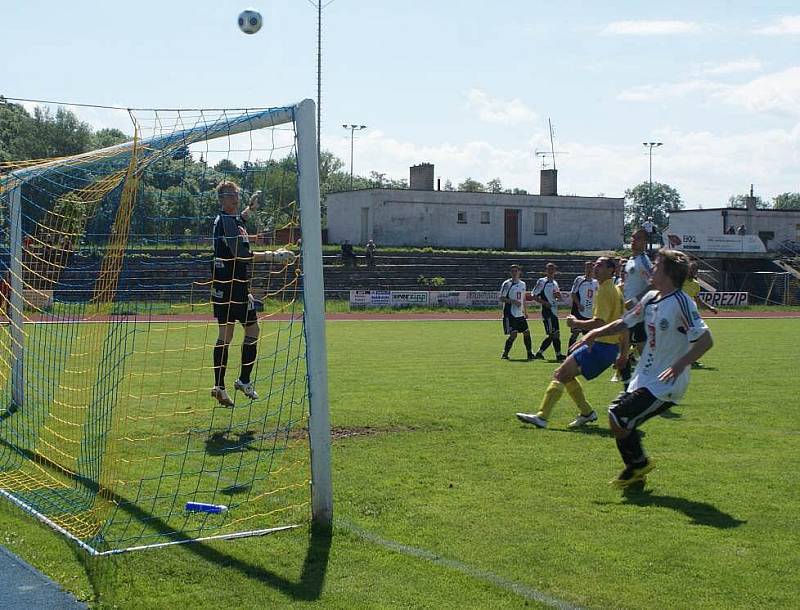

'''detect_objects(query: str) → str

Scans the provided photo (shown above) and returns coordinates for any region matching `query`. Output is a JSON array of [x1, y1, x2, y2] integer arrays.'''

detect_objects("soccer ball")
[[238, 9, 263, 34]]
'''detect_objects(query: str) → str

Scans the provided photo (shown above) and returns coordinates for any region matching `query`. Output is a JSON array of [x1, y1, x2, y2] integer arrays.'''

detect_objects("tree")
[[457, 177, 485, 192], [92, 128, 129, 149], [728, 194, 770, 209], [624, 181, 684, 238], [443, 179, 454, 191], [773, 192, 800, 210], [486, 178, 503, 193]]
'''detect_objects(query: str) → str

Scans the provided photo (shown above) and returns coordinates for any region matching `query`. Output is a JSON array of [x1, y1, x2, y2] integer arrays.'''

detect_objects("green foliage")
[[416, 275, 447, 287], [457, 177, 486, 192], [624, 181, 684, 237], [773, 192, 800, 210], [728, 193, 771, 209]]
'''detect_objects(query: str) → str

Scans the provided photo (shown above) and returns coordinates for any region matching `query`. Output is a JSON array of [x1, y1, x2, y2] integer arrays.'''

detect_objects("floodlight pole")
[[342, 124, 367, 190], [643, 142, 663, 218], [296, 99, 333, 528]]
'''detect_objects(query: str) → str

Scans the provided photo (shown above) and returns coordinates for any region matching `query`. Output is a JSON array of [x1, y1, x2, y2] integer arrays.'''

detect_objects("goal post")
[[294, 99, 333, 528], [0, 98, 332, 552]]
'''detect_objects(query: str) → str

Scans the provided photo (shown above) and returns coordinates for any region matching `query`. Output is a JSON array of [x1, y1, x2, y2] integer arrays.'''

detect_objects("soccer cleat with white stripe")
[[211, 386, 234, 407], [234, 379, 259, 400], [516, 412, 548, 428], [568, 410, 598, 428]]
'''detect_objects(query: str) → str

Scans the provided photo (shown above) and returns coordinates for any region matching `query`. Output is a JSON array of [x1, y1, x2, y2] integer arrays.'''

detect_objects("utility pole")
[[342, 124, 367, 189], [643, 142, 663, 218]]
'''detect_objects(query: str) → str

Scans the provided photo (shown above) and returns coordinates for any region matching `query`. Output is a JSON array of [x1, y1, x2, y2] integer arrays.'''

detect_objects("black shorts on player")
[[213, 299, 257, 325], [503, 315, 529, 335], [608, 388, 674, 431], [629, 321, 646, 344]]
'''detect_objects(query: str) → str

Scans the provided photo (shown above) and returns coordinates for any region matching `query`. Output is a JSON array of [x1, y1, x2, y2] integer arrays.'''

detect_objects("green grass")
[[1, 318, 799, 607]]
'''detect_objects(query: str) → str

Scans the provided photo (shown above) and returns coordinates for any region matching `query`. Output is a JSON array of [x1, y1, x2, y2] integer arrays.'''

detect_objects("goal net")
[[0, 99, 331, 555]]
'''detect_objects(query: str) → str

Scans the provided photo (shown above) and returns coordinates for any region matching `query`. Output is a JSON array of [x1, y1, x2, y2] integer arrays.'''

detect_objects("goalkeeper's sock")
[[503, 336, 515, 356], [553, 336, 563, 356], [239, 338, 258, 384], [523, 334, 533, 356], [564, 379, 592, 415], [536, 380, 564, 420], [213, 340, 229, 388], [539, 337, 552, 354]]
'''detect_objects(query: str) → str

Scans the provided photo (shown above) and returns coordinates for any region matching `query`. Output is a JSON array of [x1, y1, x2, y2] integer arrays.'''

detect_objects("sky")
[[2, 0, 800, 208]]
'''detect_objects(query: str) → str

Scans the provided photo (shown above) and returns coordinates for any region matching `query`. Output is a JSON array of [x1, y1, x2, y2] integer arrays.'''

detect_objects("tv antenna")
[[534, 119, 568, 169]]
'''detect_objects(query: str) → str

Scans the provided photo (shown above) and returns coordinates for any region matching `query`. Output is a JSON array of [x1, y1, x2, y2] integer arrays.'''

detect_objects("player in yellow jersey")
[[516, 257, 629, 428]]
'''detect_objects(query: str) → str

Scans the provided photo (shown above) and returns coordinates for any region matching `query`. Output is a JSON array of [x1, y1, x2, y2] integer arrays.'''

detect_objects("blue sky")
[[2, 0, 799, 207]]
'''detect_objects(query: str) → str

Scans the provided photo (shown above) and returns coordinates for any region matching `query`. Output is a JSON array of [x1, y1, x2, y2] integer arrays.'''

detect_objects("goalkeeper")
[[210, 181, 295, 406]]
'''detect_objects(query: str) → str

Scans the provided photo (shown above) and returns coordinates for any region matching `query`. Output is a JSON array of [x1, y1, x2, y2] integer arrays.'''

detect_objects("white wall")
[[326, 189, 624, 250], [669, 209, 800, 250]]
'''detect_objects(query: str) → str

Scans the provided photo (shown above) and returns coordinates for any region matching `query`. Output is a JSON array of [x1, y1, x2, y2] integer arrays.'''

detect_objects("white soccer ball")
[[238, 9, 263, 35]]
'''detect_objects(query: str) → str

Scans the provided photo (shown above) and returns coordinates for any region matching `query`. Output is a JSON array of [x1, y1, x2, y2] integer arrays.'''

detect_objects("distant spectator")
[[642, 217, 657, 251], [736, 225, 746, 235], [725, 226, 736, 235], [341, 241, 356, 268], [365, 239, 376, 268]]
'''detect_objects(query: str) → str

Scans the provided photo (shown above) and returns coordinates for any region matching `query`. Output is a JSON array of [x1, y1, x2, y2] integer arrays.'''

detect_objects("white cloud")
[[465, 89, 538, 125], [720, 67, 800, 116], [753, 16, 800, 35], [320, 119, 800, 211], [601, 20, 703, 35], [698, 58, 763, 76], [618, 80, 728, 102]]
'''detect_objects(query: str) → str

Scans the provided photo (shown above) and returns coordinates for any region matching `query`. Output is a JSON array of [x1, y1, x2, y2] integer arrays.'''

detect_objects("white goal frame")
[[1, 98, 332, 553]]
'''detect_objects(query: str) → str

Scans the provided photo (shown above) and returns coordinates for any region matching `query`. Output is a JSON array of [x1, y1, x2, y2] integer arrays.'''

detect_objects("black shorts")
[[542, 308, 560, 336], [503, 315, 529, 335], [213, 298, 257, 325], [629, 321, 647, 344], [608, 388, 674, 431]]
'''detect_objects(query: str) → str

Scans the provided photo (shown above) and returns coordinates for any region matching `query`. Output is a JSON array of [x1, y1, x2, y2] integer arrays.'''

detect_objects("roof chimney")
[[745, 184, 757, 211], [540, 169, 557, 196], [410, 163, 434, 190]]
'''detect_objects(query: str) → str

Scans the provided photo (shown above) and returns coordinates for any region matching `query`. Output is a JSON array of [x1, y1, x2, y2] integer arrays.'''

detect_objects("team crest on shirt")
[[659, 318, 669, 330]]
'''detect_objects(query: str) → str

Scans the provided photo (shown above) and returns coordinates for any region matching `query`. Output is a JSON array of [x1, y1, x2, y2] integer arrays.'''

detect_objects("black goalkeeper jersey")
[[211, 212, 252, 303]]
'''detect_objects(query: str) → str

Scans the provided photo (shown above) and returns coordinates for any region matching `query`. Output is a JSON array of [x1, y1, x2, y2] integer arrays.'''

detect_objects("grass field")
[[0, 317, 798, 608]]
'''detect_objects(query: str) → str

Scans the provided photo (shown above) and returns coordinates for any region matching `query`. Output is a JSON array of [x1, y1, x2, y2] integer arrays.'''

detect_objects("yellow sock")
[[564, 379, 592, 415], [537, 381, 564, 420]]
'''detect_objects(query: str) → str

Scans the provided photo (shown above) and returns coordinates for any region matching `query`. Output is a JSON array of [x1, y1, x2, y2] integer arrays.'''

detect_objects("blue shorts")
[[572, 342, 619, 380]]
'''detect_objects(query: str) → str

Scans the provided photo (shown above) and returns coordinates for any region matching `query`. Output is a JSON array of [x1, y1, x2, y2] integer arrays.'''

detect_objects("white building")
[[326, 167, 624, 251], [667, 196, 800, 252]]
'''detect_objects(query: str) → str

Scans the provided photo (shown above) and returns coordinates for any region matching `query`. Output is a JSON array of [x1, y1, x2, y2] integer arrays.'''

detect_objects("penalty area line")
[[337, 518, 583, 609]]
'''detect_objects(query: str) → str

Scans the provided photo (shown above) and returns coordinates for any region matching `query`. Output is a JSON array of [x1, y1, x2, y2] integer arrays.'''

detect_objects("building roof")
[[671, 207, 800, 214]]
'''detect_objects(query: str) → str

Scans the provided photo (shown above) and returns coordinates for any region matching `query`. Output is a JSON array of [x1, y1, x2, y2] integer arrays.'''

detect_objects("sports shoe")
[[609, 460, 656, 488], [234, 379, 259, 400], [516, 412, 547, 428], [609, 372, 620, 382], [691, 361, 703, 369], [501, 352, 509, 360], [526, 352, 535, 360], [532, 352, 545, 360], [568, 410, 598, 428], [556, 354, 567, 362], [211, 386, 234, 407]]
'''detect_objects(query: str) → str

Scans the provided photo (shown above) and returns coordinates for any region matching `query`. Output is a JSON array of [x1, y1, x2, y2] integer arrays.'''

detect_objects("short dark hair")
[[510, 264, 522, 272], [657, 249, 689, 287]]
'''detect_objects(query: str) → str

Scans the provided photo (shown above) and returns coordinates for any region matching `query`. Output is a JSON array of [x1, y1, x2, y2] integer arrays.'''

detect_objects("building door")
[[360, 207, 369, 244], [504, 209, 520, 250]]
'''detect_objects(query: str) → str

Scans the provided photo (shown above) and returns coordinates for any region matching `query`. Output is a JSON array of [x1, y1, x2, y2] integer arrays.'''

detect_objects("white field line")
[[338, 519, 584, 609]]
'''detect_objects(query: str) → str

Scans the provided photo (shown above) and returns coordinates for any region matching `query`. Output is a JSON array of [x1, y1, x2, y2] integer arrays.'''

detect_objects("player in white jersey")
[[577, 249, 713, 487], [500, 265, 534, 360], [619, 229, 654, 387], [531, 263, 565, 362], [568, 261, 598, 350]]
